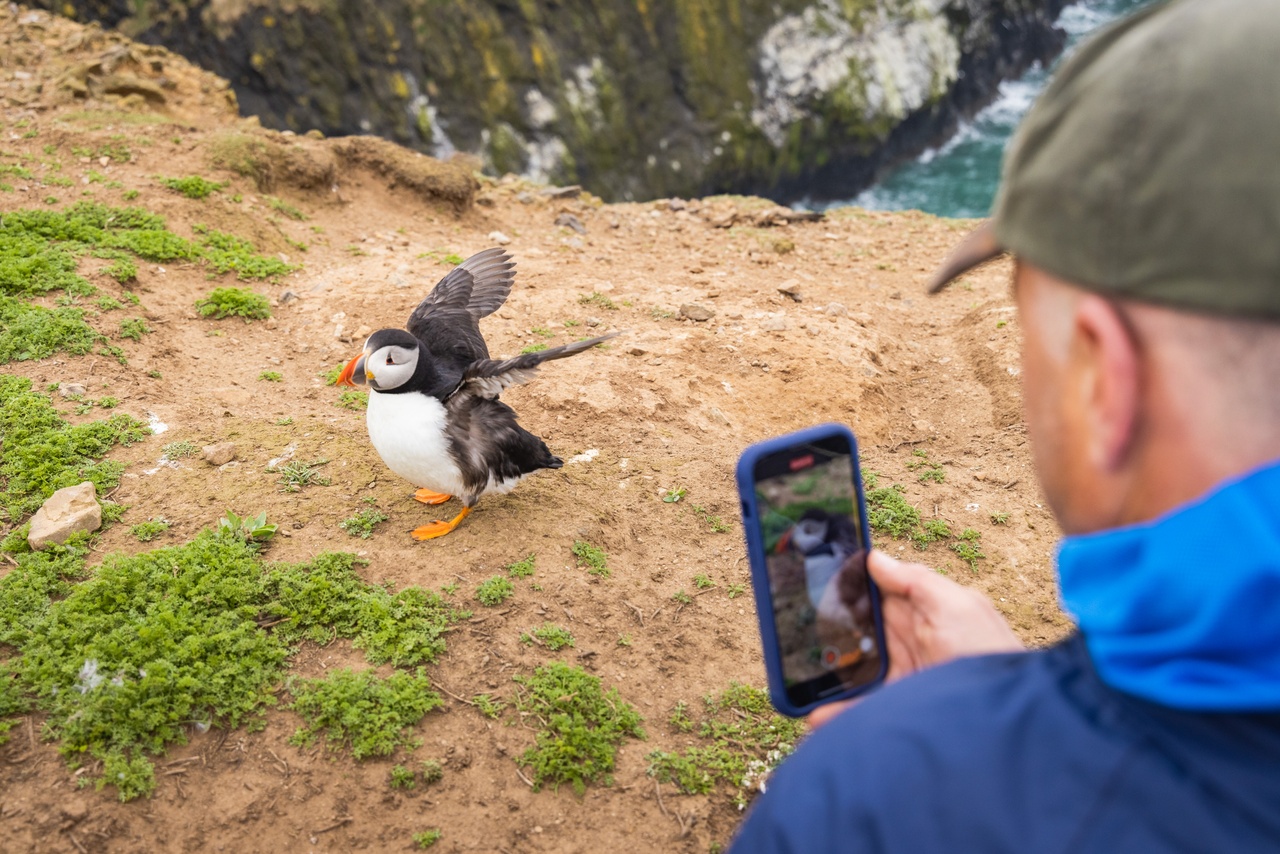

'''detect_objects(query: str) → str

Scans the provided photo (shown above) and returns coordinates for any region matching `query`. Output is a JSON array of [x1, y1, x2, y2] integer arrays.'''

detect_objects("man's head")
[[929, 0, 1280, 533]]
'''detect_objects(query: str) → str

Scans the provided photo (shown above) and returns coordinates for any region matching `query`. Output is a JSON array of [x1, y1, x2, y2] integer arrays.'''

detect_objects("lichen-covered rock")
[[28, 482, 101, 550], [40, 0, 1068, 203]]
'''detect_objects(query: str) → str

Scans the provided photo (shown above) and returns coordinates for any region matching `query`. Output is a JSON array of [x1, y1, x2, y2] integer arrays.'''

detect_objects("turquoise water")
[[840, 0, 1159, 219]]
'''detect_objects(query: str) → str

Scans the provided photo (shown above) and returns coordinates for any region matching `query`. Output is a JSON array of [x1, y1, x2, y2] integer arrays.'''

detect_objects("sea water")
[[834, 0, 1159, 219]]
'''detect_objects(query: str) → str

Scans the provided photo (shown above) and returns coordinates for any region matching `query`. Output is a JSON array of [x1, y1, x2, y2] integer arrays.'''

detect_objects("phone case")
[[735, 423, 888, 717]]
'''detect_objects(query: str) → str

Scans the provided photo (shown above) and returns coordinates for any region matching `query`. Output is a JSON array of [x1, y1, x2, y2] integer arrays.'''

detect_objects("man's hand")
[[807, 550, 1023, 728]]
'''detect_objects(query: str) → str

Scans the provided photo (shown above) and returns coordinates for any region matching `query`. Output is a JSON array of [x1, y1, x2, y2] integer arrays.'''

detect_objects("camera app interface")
[[755, 442, 882, 702]]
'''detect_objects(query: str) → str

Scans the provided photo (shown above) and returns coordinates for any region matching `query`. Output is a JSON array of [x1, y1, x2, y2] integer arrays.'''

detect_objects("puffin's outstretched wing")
[[406, 248, 516, 362], [449, 332, 620, 401]]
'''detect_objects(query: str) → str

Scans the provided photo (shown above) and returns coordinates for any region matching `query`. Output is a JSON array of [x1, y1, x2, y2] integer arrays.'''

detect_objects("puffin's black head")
[[336, 328, 422, 392]]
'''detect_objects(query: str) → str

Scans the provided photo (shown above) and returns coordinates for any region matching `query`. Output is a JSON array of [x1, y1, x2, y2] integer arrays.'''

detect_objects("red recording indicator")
[[789, 454, 815, 472]]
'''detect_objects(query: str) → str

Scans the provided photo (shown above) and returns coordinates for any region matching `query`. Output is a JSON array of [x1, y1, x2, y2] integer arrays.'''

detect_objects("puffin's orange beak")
[[336, 352, 364, 387], [775, 528, 793, 554]]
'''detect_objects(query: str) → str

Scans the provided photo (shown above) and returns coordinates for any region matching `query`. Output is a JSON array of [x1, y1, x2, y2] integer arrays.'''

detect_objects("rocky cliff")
[[40, 0, 1068, 203]]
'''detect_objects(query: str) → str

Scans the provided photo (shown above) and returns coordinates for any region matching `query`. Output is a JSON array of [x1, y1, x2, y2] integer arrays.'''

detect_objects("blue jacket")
[[732, 462, 1280, 853]]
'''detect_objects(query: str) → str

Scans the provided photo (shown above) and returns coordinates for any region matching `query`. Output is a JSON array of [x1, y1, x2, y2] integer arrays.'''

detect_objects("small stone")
[[59, 383, 87, 399], [542, 184, 582, 200], [554, 213, 587, 235], [679, 303, 715, 322], [28, 482, 101, 550], [264, 317, 279, 330], [585, 317, 601, 327], [825, 302, 848, 317], [727, 312, 744, 320], [761, 316, 787, 332], [565, 236, 584, 249], [60, 800, 89, 823], [487, 230, 512, 245], [517, 192, 536, 205], [204, 442, 237, 466], [355, 325, 373, 340], [778, 279, 803, 302], [628, 346, 648, 356], [668, 198, 687, 211]]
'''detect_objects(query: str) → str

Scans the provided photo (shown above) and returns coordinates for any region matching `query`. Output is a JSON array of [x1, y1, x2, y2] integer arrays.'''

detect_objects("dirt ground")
[[0, 6, 1072, 852]]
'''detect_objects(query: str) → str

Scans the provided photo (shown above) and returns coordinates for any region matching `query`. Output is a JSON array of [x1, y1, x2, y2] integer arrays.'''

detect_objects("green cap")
[[928, 0, 1280, 318]]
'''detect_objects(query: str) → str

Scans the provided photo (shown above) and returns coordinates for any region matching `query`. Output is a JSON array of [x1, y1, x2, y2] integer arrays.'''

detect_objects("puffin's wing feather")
[[406, 266, 476, 339], [450, 331, 620, 400], [457, 247, 516, 320]]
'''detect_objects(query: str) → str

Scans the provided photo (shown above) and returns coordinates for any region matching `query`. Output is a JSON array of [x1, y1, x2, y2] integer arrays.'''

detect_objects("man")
[[731, 0, 1280, 850]]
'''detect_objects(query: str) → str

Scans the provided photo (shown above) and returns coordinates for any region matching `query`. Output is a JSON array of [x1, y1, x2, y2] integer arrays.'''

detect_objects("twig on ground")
[[314, 817, 352, 835], [514, 767, 535, 789], [654, 780, 670, 817], [622, 600, 645, 627], [436, 684, 477, 706]]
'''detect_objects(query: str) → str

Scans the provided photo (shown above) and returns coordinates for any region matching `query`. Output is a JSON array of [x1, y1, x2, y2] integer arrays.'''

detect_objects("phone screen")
[[752, 434, 884, 708]]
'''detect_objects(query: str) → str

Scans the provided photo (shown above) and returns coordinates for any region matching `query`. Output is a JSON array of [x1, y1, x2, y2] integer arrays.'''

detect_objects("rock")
[[761, 315, 787, 332], [59, 383, 87, 399], [542, 185, 582, 200], [28, 482, 101, 550], [101, 73, 166, 104], [668, 198, 687, 211], [777, 279, 803, 301], [585, 317, 601, 327], [554, 213, 587, 235], [488, 230, 512, 245], [264, 317, 279, 329], [355, 325, 373, 340], [516, 192, 536, 205], [203, 442, 237, 466], [679, 303, 715, 322], [628, 346, 648, 356], [825, 302, 848, 316]]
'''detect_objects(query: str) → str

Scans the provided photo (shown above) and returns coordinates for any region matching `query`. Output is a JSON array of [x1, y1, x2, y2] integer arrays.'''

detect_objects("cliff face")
[[44, 0, 1067, 203]]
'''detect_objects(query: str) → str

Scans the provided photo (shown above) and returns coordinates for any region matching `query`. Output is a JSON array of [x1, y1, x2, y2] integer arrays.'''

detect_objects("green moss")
[[288, 668, 444, 759], [413, 829, 442, 849], [195, 287, 271, 320], [339, 507, 388, 539], [258, 370, 282, 382], [0, 375, 149, 523], [513, 662, 643, 794], [647, 683, 804, 808], [0, 296, 103, 363], [475, 574, 514, 606], [160, 175, 226, 199], [519, 342, 548, 354]]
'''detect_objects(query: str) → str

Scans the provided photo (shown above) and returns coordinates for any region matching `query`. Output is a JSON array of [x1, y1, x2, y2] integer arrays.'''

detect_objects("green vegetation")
[[266, 195, 306, 221], [525, 623, 575, 651], [506, 553, 536, 577], [161, 440, 198, 459], [513, 662, 643, 794], [519, 343, 548, 354], [96, 295, 123, 311], [389, 764, 417, 789], [572, 539, 609, 578], [129, 519, 170, 542], [691, 503, 731, 533], [160, 175, 225, 199], [864, 479, 921, 539], [216, 510, 278, 551], [96, 397, 119, 409], [952, 529, 987, 571], [258, 370, 282, 382], [672, 590, 693, 605], [727, 583, 746, 599], [530, 326, 554, 338], [647, 684, 804, 808], [340, 508, 388, 539], [991, 512, 1010, 525], [414, 830, 442, 849], [0, 375, 149, 523], [119, 317, 150, 341], [693, 574, 714, 590], [273, 460, 330, 492], [321, 363, 345, 385], [906, 448, 945, 483], [475, 575, 514, 606], [102, 257, 137, 283], [617, 633, 632, 647], [578, 292, 617, 310], [336, 390, 368, 411], [195, 287, 271, 321], [420, 758, 443, 784], [473, 693, 506, 719], [289, 668, 443, 759], [662, 486, 687, 503]]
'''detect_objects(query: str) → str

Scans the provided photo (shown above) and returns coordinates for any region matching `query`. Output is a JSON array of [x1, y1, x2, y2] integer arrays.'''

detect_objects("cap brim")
[[926, 220, 1006, 293]]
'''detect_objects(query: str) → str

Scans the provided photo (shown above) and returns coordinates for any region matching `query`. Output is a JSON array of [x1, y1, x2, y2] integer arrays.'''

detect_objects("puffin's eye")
[[386, 354, 395, 365]]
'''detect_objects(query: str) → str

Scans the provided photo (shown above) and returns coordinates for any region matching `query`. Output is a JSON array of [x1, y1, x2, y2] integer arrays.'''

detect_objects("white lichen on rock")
[[750, 0, 960, 147]]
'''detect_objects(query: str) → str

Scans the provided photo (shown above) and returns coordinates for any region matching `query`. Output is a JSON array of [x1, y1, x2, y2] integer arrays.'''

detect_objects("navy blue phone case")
[[735, 423, 888, 717]]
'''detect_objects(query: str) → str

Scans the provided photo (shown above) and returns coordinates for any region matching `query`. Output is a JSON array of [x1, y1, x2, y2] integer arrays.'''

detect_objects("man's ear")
[[1072, 296, 1141, 471]]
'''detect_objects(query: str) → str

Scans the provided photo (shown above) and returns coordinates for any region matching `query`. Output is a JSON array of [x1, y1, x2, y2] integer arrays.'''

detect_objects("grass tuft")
[[288, 668, 443, 759], [195, 287, 271, 321], [475, 575, 514, 606], [506, 553, 536, 578], [513, 662, 644, 794], [160, 175, 225, 199]]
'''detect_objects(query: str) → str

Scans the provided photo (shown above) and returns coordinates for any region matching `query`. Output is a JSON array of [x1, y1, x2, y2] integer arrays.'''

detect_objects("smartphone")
[[736, 423, 888, 717]]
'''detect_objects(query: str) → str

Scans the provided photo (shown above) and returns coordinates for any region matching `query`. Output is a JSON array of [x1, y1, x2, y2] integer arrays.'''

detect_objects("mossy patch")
[[0, 374, 149, 523], [513, 662, 644, 794], [647, 683, 804, 808], [340, 508, 388, 539], [288, 668, 443, 759], [160, 175, 226, 199], [195, 286, 271, 320]]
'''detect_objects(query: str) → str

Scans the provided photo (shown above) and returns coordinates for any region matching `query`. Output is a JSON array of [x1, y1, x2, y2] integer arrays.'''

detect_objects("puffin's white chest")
[[365, 390, 466, 496]]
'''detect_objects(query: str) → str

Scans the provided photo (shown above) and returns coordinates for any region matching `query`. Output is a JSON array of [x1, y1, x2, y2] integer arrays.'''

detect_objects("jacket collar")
[[1058, 460, 1280, 711]]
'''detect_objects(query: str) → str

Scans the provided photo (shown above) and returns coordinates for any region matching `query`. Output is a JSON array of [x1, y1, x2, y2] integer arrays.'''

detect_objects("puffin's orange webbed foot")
[[410, 506, 472, 541], [413, 488, 453, 506]]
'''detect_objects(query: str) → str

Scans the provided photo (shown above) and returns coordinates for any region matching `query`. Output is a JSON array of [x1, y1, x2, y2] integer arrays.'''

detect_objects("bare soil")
[[0, 6, 1071, 852]]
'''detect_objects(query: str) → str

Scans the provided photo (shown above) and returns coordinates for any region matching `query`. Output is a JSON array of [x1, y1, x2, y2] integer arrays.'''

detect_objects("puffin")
[[775, 508, 859, 610], [336, 247, 617, 540]]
